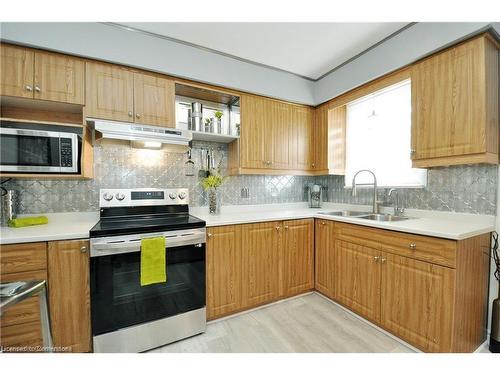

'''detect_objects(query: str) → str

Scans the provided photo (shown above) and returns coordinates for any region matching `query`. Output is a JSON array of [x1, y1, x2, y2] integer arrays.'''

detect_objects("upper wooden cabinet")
[[411, 35, 499, 167], [311, 105, 346, 175], [86, 61, 175, 127], [231, 94, 314, 174], [1, 44, 84, 105], [85, 62, 134, 122]]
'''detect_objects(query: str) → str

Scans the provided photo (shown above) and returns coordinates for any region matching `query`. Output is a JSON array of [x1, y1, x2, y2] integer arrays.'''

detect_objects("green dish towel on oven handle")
[[140, 236, 167, 286]]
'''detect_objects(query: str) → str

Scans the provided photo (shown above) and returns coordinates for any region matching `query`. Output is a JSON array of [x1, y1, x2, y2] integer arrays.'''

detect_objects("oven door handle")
[[90, 233, 206, 257]]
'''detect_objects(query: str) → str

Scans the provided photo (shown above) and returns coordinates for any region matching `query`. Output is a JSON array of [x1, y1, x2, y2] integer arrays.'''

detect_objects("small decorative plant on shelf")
[[214, 111, 223, 120], [201, 172, 227, 215], [214, 111, 223, 134]]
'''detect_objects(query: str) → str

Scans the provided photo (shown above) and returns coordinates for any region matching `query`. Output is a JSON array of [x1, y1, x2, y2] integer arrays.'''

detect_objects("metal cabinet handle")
[[373, 256, 380, 262], [311, 163, 315, 168], [207, 233, 213, 238], [128, 111, 133, 117], [381, 257, 386, 263], [136, 113, 141, 119], [25, 85, 33, 92], [320, 221, 326, 225], [409, 243, 417, 250], [80, 246, 87, 253], [275, 226, 281, 231], [284, 225, 289, 230], [34, 85, 41, 93]]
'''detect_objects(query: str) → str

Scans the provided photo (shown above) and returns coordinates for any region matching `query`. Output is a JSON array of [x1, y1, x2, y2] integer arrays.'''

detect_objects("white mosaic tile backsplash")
[[2, 140, 497, 215]]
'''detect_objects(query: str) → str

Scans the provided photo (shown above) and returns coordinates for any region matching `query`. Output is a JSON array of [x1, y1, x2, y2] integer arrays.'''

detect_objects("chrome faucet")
[[351, 169, 379, 214], [388, 188, 405, 216]]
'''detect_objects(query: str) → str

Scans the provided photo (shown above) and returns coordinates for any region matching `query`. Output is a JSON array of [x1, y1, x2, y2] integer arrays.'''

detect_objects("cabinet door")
[[270, 102, 292, 169], [240, 95, 270, 169], [34, 51, 85, 104], [312, 106, 328, 171], [380, 252, 455, 352], [85, 62, 134, 122], [0, 44, 34, 98], [282, 219, 314, 297], [241, 221, 281, 308], [315, 219, 336, 299], [206, 225, 242, 320], [411, 37, 485, 160], [48, 240, 91, 353], [335, 239, 381, 323], [292, 106, 313, 170], [133, 72, 175, 127]]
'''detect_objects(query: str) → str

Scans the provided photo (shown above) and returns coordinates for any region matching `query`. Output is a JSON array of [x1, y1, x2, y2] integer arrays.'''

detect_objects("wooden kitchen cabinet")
[[292, 106, 313, 170], [314, 219, 336, 299], [48, 239, 91, 353], [86, 61, 175, 127], [133, 72, 175, 127], [0, 242, 48, 351], [282, 219, 314, 297], [206, 225, 243, 320], [1, 44, 84, 104], [85, 62, 135, 122], [241, 221, 281, 308], [335, 239, 382, 323], [0, 44, 34, 98], [232, 94, 314, 175], [380, 253, 455, 352], [411, 34, 499, 167]]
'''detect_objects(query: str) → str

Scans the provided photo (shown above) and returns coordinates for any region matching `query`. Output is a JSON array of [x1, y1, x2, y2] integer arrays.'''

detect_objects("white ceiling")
[[118, 22, 409, 80]]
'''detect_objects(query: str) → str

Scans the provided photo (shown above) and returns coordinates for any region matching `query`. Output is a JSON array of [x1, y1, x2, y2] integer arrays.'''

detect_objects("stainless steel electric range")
[[89, 188, 206, 353]]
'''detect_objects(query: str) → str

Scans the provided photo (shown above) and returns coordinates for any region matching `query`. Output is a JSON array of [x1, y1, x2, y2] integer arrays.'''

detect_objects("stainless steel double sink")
[[318, 210, 412, 222]]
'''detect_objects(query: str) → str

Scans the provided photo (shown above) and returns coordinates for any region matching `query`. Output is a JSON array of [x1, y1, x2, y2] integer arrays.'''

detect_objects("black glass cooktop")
[[89, 213, 205, 238]]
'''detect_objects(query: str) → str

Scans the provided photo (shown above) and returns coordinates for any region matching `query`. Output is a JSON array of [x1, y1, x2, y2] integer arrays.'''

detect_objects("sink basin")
[[357, 214, 410, 222], [318, 210, 372, 217]]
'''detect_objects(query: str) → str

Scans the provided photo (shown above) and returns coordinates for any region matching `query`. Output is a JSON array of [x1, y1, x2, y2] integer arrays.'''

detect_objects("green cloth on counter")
[[140, 236, 166, 286], [8, 216, 49, 228]]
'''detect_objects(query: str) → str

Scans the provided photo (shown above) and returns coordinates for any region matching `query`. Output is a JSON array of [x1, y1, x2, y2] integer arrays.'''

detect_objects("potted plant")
[[214, 111, 223, 134], [201, 173, 227, 215]]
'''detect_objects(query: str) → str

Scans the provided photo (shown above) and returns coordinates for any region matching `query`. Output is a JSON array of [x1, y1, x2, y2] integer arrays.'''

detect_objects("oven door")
[[90, 228, 206, 337], [0, 127, 78, 173]]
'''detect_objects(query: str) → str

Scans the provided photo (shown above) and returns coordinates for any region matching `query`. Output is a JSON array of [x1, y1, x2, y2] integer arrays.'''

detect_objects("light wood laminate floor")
[[150, 293, 415, 353]]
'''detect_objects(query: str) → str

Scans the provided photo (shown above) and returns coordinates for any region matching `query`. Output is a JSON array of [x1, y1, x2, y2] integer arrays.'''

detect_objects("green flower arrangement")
[[201, 174, 227, 190], [214, 111, 223, 120]]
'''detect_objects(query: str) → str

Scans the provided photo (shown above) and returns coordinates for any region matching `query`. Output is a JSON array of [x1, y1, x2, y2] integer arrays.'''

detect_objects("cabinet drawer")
[[0, 269, 47, 329], [334, 223, 456, 268], [0, 320, 43, 350], [0, 242, 47, 274]]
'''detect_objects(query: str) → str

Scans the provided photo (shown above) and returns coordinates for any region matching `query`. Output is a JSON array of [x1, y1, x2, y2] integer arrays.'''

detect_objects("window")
[[344, 79, 427, 188]]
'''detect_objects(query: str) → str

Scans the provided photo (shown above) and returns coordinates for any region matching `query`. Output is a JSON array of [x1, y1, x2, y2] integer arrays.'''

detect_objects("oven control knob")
[[178, 192, 187, 200], [169, 193, 177, 200], [103, 192, 114, 201], [116, 193, 125, 201]]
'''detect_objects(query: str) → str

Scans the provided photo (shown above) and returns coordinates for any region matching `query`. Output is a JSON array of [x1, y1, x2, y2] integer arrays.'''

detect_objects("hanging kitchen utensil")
[[184, 149, 195, 176]]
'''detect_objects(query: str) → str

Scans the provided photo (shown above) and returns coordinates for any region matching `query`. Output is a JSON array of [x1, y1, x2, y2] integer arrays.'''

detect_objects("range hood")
[[87, 118, 192, 149]]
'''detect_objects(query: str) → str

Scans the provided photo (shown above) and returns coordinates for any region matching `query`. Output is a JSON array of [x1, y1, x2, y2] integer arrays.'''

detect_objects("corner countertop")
[[190, 203, 496, 241], [0, 203, 495, 245]]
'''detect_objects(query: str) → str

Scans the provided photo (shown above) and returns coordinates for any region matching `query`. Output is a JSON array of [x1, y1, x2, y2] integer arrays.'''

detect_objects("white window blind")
[[344, 79, 427, 188]]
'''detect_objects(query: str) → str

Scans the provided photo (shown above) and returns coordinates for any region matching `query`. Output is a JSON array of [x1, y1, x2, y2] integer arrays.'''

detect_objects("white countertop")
[[0, 212, 99, 245], [191, 203, 496, 240], [0, 203, 495, 244]]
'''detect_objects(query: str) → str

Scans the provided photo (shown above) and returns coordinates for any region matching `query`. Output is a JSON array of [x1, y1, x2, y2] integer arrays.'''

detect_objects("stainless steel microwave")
[[0, 119, 82, 174]]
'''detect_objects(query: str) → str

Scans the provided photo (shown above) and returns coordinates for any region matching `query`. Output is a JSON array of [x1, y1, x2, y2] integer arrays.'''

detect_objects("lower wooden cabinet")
[[206, 219, 314, 320], [327, 222, 490, 353], [314, 219, 336, 299], [241, 221, 281, 308], [48, 239, 91, 353], [380, 253, 455, 352], [206, 225, 242, 320], [282, 219, 314, 297], [335, 240, 381, 323]]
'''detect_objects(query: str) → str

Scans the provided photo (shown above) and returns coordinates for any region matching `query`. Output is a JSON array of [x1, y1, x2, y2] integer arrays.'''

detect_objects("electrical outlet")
[[241, 188, 249, 199]]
